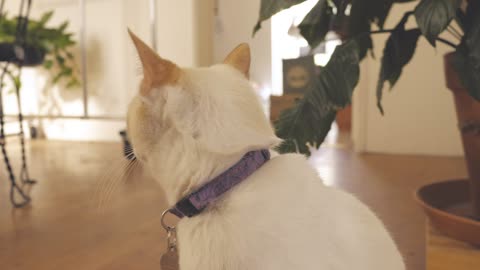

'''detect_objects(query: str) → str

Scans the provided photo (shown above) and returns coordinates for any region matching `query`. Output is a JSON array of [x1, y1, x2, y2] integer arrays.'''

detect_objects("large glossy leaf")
[[309, 40, 360, 113], [347, 0, 371, 36], [459, 0, 480, 34], [376, 16, 421, 114], [369, 0, 394, 30], [298, 0, 331, 48], [274, 40, 360, 155], [356, 35, 373, 60], [343, 0, 374, 59], [275, 102, 336, 155], [414, 0, 461, 46], [452, 12, 480, 101], [253, 0, 306, 35]]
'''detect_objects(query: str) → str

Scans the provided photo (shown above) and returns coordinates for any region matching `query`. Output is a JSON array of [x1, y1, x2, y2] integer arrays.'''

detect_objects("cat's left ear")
[[223, 43, 250, 78], [128, 29, 180, 96]]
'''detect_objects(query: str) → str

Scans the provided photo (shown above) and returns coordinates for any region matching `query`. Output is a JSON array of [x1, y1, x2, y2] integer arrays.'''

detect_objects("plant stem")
[[369, 29, 396, 35], [436, 37, 458, 49], [366, 28, 458, 49]]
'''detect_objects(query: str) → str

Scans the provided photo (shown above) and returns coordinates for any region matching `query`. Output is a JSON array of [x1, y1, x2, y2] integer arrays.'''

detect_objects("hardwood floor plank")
[[0, 140, 468, 270]]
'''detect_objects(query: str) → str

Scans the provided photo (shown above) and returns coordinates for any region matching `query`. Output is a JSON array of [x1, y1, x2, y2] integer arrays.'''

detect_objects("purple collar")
[[168, 149, 270, 218]]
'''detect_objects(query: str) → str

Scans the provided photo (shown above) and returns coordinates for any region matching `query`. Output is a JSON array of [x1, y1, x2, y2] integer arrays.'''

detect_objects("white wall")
[[352, 2, 463, 156], [213, 0, 272, 93]]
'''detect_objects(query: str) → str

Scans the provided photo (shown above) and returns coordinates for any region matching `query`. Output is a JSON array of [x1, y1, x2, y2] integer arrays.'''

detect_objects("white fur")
[[127, 64, 405, 270]]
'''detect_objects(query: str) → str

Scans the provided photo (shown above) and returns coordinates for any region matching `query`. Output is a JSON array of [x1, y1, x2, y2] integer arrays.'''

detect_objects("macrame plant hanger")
[[0, 0, 36, 208]]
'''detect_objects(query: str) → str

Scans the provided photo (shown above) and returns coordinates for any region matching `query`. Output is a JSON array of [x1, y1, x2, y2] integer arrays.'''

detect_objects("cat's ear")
[[223, 43, 250, 78], [128, 29, 180, 96]]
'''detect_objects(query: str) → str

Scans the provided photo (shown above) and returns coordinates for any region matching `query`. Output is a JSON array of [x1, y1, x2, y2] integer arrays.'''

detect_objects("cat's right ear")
[[128, 29, 180, 96], [224, 43, 250, 78]]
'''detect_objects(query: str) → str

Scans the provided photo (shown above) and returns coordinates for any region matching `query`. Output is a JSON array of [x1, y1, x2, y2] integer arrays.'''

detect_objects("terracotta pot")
[[416, 179, 480, 246], [336, 105, 352, 132], [444, 52, 480, 218], [415, 53, 480, 246]]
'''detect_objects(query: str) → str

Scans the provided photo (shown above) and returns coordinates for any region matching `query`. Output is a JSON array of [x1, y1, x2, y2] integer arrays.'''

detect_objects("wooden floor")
[[427, 223, 480, 270], [0, 140, 468, 270]]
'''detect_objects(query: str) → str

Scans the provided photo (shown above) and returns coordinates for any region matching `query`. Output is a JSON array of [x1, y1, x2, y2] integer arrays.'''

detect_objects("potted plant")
[[254, 0, 480, 245], [0, 10, 80, 89]]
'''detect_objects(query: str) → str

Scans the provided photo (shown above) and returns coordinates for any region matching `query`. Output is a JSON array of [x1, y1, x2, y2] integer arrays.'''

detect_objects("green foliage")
[[275, 40, 360, 155], [452, 8, 480, 101], [255, 0, 480, 155], [414, 0, 461, 46], [376, 12, 421, 114], [0, 10, 79, 89], [253, 0, 306, 35], [5, 68, 22, 94], [298, 0, 331, 48]]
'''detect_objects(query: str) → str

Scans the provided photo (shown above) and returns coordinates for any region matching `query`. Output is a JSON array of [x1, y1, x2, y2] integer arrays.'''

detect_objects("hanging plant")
[[0, 10, 80, 89]]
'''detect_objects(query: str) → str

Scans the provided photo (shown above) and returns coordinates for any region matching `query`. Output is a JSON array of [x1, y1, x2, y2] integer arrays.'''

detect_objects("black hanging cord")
[[0, 0, 5, 15], [0, 64, 31, 207], [0, 0, 36, 207], [15, 0, 34, 186], [15, 0, 32, 47]]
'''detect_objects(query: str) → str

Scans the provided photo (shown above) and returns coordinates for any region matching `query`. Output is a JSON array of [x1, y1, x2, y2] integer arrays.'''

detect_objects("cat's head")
[[126, 30, 279, 169]]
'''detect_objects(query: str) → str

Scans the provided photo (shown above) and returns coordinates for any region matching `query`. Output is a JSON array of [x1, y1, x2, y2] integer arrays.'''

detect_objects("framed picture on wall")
[[282, 55, 316, 94]]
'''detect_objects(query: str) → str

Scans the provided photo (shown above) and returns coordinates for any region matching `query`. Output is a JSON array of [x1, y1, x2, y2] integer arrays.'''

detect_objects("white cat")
[[126, 30, 405, 270]]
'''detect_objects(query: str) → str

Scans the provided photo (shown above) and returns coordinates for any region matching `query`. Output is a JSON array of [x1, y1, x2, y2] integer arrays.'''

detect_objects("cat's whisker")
[[94, 158, 132, 209], [97, 164, 129, 207], [93, 160, 120, 201], [124, 159, 139, 182], [97, 158, 138, 208], [93, 158, 125, 198], [125, 152, 136, 160], [98, 168, 132, 208]]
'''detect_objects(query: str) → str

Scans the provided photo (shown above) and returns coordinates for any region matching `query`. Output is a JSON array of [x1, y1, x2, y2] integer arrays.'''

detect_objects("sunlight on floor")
[[308, 122, 352, 186]]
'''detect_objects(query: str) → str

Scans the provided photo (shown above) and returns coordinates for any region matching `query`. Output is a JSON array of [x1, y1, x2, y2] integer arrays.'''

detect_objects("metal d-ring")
[[161, 209, 176, 232]]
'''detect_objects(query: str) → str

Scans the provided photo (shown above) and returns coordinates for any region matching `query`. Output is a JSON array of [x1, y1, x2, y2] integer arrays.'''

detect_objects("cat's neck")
[[148, 147, 244, 206]]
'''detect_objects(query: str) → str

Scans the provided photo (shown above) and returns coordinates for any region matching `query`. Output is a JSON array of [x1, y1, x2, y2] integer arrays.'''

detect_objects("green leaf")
[[253, 0, 306, 35], [58, 21, 69, 32], [52, 72, 63, 84], [368, 0, 394, 30], [298, 0, 331, 48], [452, 13, 480, 101], [56, 55, 65, 66], [65, 51, 74, 59], [38, 11, 54, 26], [376, 27, 421, 114], [455, 10, 467, 33], [66, 78, 80, 88], [274, 40, 361, 155], [356, 35, 373, 60], [13, 75, 21, 90], [414, 0, 461, 46], [43, 59, 53, 69], [275, 103, 336, 155], [461, 0, 480, 34], [346, 0, 370, 36], [310, 40, 360, 112], [344, 0, 374, 56], [0, 10, 79, 88]]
